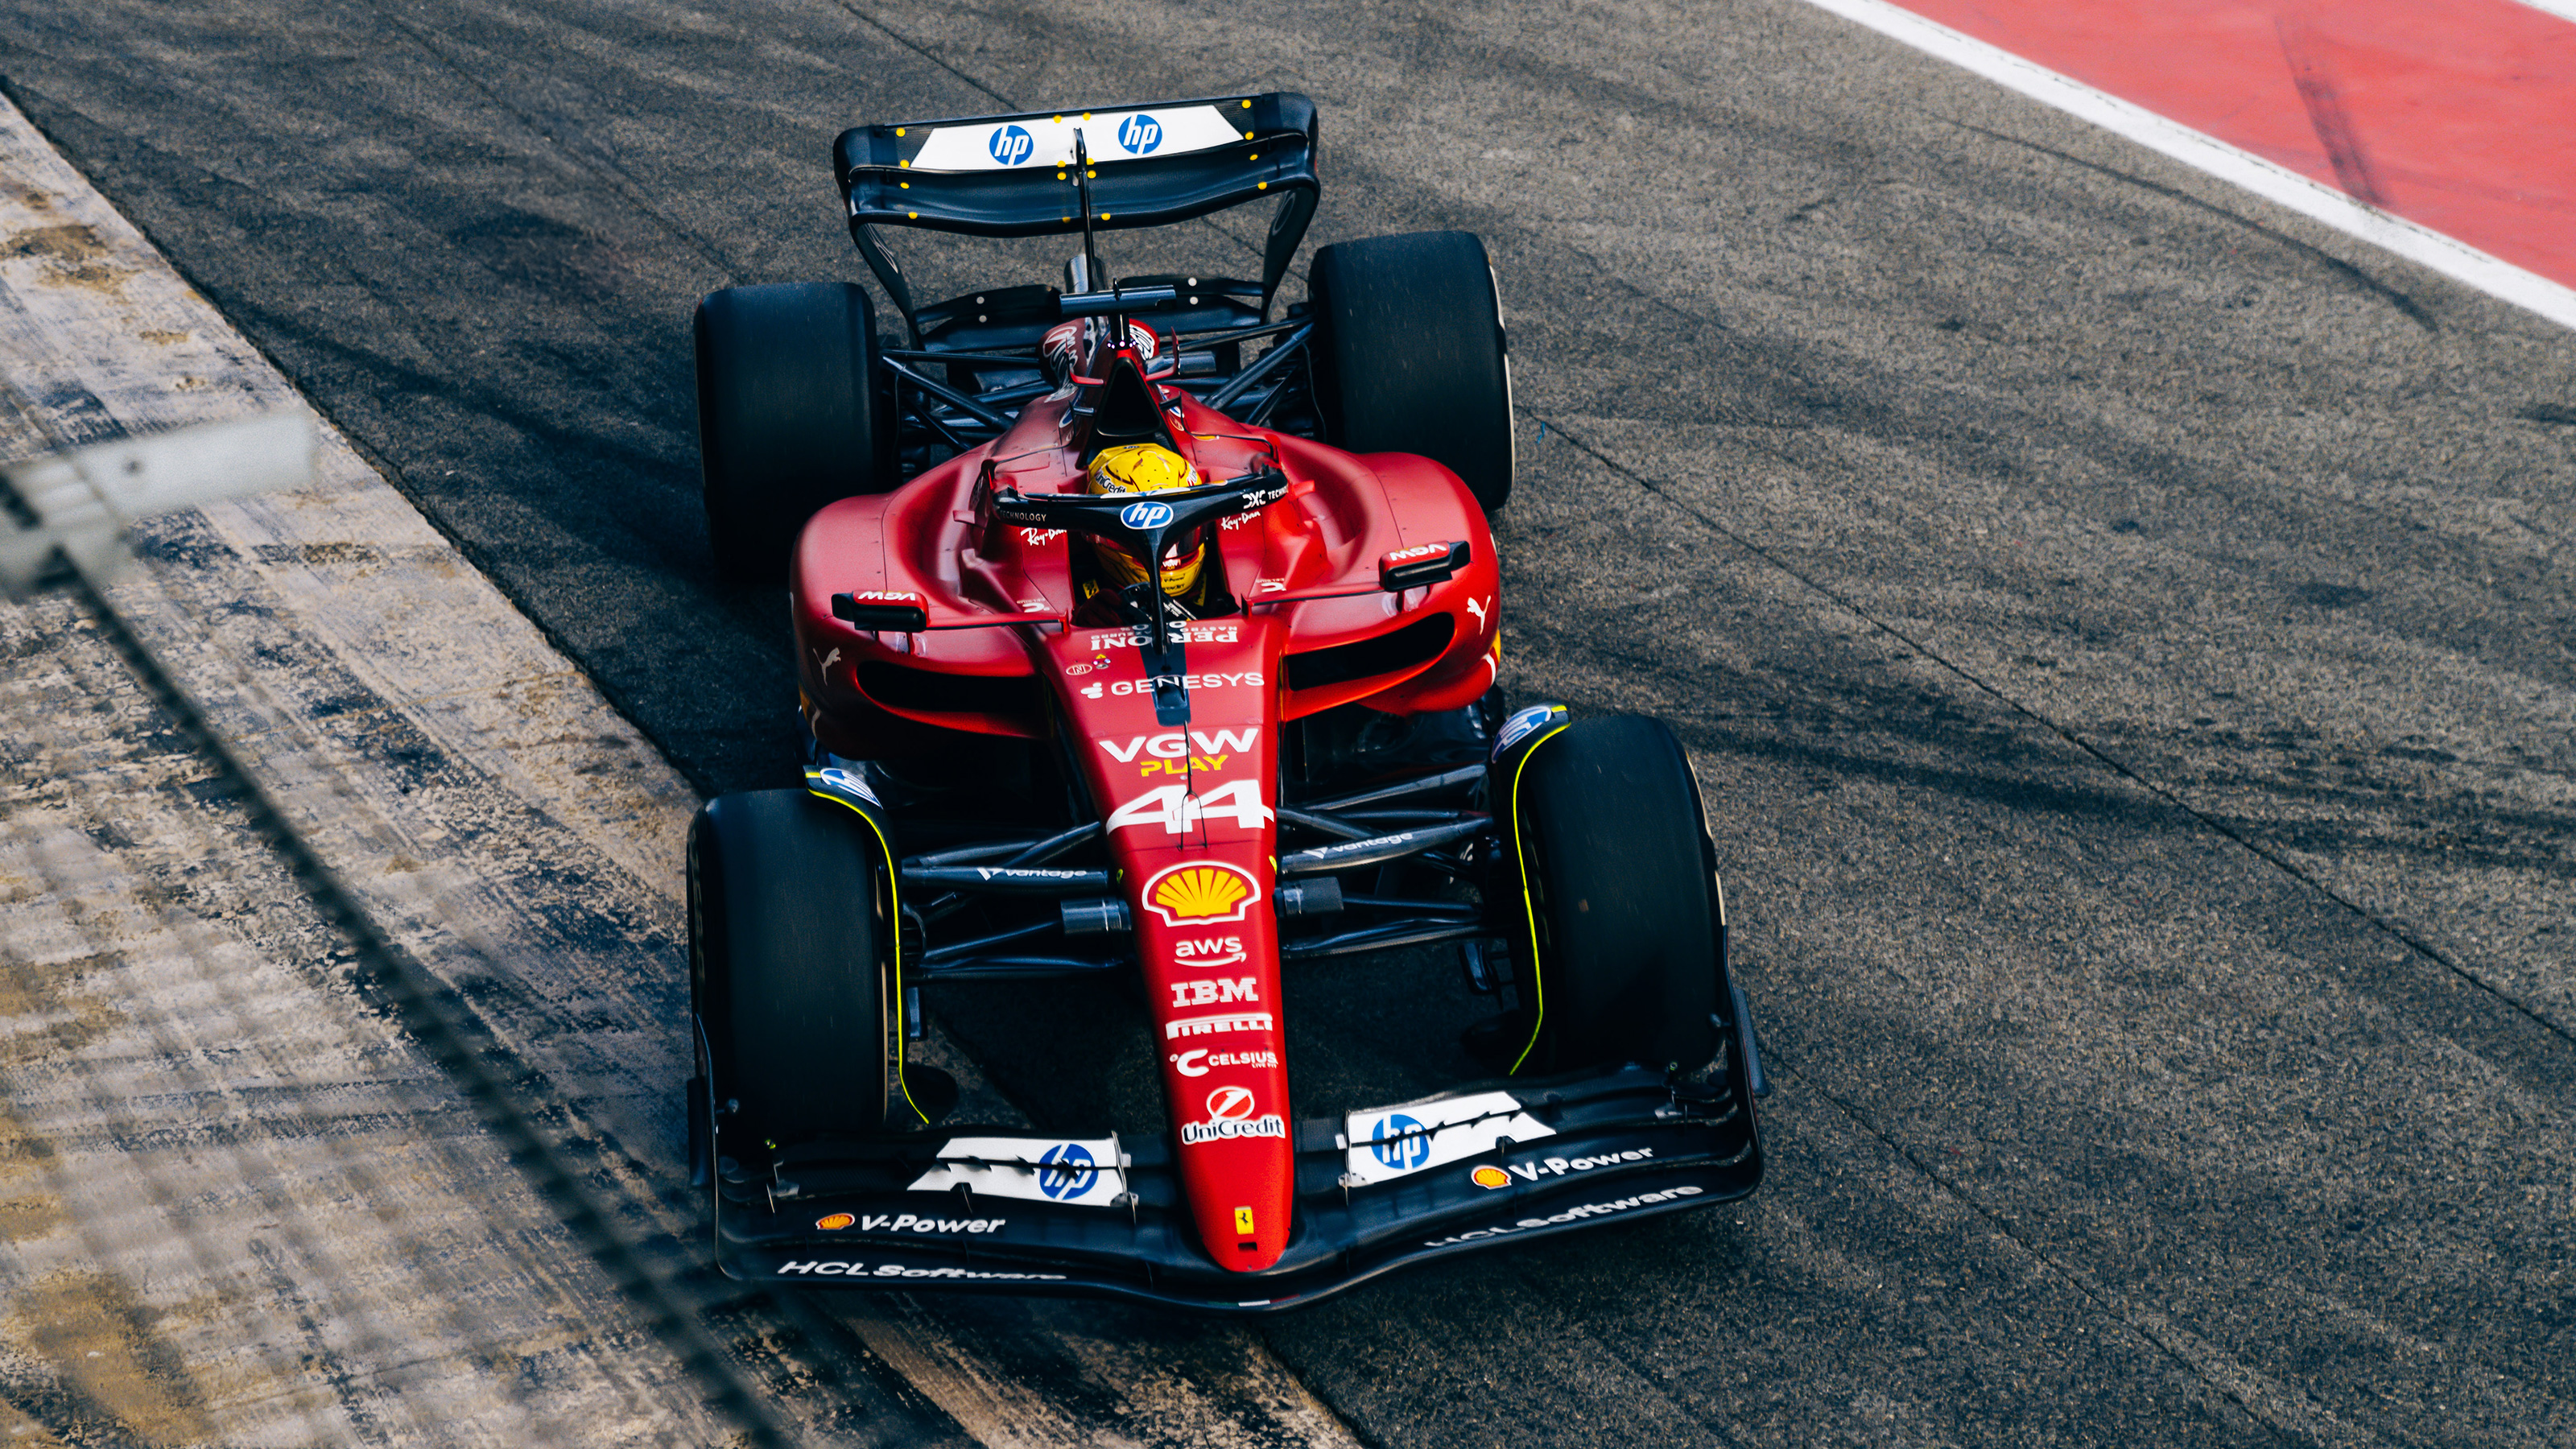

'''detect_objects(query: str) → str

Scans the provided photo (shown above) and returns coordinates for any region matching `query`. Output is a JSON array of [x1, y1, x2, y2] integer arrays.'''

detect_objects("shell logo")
[[816, 1212, 857, 1230], [1471, 1166, 1511, 1191], [1141, 861, 1259, 925]]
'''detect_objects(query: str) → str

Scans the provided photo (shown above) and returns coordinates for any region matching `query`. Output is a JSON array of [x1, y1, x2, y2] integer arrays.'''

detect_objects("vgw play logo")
[[1116, 114, 1162, 155], [988, 123, 1035, 166]]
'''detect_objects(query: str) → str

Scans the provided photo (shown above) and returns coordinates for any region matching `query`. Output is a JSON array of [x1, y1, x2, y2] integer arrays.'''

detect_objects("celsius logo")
[[1118, 500, 1174, 530], [1369, 1113, 1430, 1170], [1035, 1142, 1096, 1199], [989, 124, 1035, 166], [1117, 114, 1162, 154]]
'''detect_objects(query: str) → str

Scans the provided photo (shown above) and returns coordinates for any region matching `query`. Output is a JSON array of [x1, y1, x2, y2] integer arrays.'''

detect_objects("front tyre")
[[1492, 715, 1720, 1075], [1308, 230, 1515, 513], [694, 282, 887, 584], [687, 790, 916, 1146]]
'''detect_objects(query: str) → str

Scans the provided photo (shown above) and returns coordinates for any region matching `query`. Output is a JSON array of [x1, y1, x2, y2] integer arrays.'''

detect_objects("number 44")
[[1104, 781, 1274, 835]]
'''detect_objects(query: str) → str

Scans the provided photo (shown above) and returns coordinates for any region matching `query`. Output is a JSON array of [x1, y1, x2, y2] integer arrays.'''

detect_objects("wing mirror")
[[1378, 540, 1469, 591], [832, 589, 930, 632]]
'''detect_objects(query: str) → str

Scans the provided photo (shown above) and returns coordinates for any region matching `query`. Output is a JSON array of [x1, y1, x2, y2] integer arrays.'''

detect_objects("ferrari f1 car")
[[684, 93, 1765, 1311]]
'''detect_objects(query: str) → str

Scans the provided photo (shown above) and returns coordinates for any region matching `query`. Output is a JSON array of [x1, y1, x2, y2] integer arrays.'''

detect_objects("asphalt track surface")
[[4, 1, 2573, 1444]]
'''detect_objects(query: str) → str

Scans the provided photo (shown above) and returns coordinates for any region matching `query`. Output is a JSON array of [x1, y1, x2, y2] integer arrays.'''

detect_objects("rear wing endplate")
[[834, 92, 1320, 321]]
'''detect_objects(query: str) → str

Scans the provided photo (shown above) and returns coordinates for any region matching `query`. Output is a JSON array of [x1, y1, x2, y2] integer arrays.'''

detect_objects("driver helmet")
[[1084, 443, 1207, 597]]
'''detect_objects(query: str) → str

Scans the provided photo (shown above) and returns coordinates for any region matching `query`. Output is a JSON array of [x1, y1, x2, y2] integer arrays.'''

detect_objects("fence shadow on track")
[[0, 416, 801, 1447]]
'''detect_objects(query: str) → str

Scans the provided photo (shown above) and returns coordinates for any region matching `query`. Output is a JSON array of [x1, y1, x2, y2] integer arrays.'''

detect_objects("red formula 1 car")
[[683, 93, 1763, 1310]]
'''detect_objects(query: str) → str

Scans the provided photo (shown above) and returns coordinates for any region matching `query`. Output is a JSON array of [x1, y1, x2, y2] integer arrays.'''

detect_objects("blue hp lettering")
[[1117, 114, 1163, 155], [1119, 501, 1174, 530], [989, 124, 1035, 166], [1036, 1142, 1095, 1199], [1370, 1114, 1430, 1170]]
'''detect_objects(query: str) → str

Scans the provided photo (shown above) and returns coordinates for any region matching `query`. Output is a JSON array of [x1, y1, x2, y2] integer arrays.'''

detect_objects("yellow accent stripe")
[[805, 775, 927, 1125], [1502, 724, 1571, 1075]]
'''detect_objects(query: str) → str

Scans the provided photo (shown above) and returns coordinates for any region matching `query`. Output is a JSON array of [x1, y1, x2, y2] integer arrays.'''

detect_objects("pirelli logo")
[[1165, 1012, 1272, 1040]]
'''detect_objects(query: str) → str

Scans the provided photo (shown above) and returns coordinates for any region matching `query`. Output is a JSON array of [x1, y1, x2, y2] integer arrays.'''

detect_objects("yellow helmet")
[[1084, 444, 1208, 597]]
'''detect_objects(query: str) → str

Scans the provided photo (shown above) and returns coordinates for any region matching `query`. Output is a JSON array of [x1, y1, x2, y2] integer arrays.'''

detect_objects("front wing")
[[716, 1063, 1760, 1312]]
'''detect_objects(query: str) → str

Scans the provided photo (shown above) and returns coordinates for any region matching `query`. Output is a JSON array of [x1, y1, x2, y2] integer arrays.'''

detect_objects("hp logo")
[[988, 124, 1035, 166], [1119, 501, 1174, 530], [1369, 1113, 1430, 1170], [1117, 114, 1163, 155], [1036, 1142, 1096, 1199]]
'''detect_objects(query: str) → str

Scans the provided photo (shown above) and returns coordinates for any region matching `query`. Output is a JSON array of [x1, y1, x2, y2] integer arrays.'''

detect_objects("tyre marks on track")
[[0, 89, 1356, 1448]]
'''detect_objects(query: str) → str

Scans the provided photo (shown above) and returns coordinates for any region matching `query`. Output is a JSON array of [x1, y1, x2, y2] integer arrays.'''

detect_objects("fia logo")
[[1035, 1142, 1096, 1199], [1368, 1113, 1430, 1170], [1116, 114, 1162, 155], [1119, 500, 1174, 530], [989, 124, 1035, 166]]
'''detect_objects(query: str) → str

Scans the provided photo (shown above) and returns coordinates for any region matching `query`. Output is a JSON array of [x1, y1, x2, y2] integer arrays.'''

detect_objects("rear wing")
[[833, 93, 1320, 323]]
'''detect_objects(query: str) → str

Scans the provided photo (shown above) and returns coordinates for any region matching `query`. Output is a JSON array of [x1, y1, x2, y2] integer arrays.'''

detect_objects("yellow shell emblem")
[[1144, 862, 1257, 925]]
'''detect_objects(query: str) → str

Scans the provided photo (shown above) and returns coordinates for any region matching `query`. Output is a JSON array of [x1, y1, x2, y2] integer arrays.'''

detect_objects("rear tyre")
[[694, 283, 888, 584], [688, 790, 907, 1144], [1492, 716, 1719, 1074], [1308, 230, 1515, 513]]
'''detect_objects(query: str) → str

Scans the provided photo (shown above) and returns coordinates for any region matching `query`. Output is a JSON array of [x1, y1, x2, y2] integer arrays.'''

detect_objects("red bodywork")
[[787, 374, 1499, 1271]]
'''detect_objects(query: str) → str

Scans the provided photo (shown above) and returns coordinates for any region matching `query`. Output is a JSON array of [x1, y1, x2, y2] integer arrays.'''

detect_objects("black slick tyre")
[[1308, 230, 1514, 513], [694, 282, 887, 584], [687, 789, 913, 1144], [1493, 716, 1719, 1075]]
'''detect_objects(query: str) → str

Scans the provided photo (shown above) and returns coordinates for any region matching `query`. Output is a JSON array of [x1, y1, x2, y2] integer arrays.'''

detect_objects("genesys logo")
[[1104, 671, 1263, 696], [1179, 1085, 1287, 1146], [1421, 1184, 1704, 1249], [1173, 935, 1247, 968], [780, 1261, 1067, 1281], [1170, 1047, 1279, 1077], [1165, 1011, 1272, 1039], [1169, 976, 1258, 1009], [812, 1212, 1006, 1234], [1088, 624, 1238, 650], [1472, 1148, 1657, 1189]]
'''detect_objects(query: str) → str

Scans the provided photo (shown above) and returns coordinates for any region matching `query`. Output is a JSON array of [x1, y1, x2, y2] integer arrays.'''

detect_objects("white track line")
[[1794, 0, 2576, 334]]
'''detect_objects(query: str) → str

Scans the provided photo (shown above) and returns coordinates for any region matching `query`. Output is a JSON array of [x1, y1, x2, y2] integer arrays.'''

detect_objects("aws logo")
[[1174, 935, 1247, 969]]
